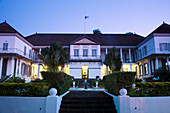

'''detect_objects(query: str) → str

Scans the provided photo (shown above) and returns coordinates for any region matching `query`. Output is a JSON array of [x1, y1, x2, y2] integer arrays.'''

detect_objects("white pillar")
[[167, 57, 169, 70], [151, 59, 154, 73], [129, 48, 132, 62], [70, 45, 74, 56], [120, 48, 123, 62], [106, 48, 108, 54], [11, 58, 15, 77], [88, 45, 92, 58], [39, 48, 41, 54], [15, 58, 19, 77], [130, 64, 132, 71], [0, 58, 3, 79], [97, 45, 100, 56], [148, 60, 151, 75], [79, 45, 83, 58], [19, 60, 22, 76], [37, 64, 40, 79], [155, 57, 159, 70]]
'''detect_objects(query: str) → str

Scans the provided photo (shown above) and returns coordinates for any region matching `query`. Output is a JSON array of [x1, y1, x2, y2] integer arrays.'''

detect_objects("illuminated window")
[[144, 63, 148, 75], [139, 65, 143, 75]]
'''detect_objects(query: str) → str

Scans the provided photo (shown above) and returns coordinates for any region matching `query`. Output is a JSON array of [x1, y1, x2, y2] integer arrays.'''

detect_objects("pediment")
[[74, 38, 96, 44]]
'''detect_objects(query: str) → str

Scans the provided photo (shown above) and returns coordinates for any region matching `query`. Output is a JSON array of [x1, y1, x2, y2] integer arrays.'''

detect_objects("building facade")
[[0, 21, 170, 82]]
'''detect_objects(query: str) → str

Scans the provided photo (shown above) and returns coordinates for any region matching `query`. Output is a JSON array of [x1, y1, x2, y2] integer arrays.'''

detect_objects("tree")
[[104, 47, 122, 72], [93, 29, 102, 34], [38, 42, 69, 71]]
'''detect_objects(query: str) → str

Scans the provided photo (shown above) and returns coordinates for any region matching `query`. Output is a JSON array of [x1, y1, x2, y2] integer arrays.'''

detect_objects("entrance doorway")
[[2, 59, 8, 76], [82, 65, 88, 79]]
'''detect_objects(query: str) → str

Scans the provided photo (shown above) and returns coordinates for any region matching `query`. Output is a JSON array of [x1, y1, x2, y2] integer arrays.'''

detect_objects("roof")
[[25, 33, 145, 46], [0, 21, 24, 37], [146, 22, 170, 37]]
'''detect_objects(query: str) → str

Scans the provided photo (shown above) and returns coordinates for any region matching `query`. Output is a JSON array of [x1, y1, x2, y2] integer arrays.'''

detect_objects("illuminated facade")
[[0, 21, 170, 82]]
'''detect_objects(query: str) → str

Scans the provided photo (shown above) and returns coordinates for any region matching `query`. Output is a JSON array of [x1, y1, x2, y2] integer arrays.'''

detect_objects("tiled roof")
[[0, 21, 24, 37], [152, 22, 170, 33], [25, 33, 145, 46]]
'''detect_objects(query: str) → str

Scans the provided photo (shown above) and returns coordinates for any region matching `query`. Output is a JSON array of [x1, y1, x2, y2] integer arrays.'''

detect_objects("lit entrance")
[[82, 65, 88, 79]]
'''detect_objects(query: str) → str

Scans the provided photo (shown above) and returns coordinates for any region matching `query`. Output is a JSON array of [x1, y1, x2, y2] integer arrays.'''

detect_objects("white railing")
[[70, 55, 101, 60], [0, 48, 36, 61]]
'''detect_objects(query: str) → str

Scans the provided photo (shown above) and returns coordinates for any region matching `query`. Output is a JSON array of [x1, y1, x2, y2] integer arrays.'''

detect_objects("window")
[[3, 43, 8, 51], [92, 49, 97, 57], [160, 43, 170, 51], [74, 49, 79, 57], [139, 65, 143, 76], [24, 46, 26, 55], [142, 46, 147, 56], [83, 49, 88, 57], [139, 49, 142, 59], [144, 63, 148, 75], [29, 49, 32, 58]]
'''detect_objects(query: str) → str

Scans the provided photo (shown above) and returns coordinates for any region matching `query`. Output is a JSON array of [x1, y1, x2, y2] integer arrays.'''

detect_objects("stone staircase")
[[59, 91, 117, 113]]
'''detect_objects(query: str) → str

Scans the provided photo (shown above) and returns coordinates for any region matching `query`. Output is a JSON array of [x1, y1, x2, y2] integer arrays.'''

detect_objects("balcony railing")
[[0, 48, 36, 61], [70, 55, 101, 60]]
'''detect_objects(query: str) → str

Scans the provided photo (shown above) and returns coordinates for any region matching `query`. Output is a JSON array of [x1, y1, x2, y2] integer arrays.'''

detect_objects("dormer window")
[[3, 43, 8, 51], [74, 49, 79, 57], [83, 49, 88, 57]]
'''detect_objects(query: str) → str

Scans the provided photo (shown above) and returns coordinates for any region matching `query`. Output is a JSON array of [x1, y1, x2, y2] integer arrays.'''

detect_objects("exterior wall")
[[154, 35, 170, 54], [0, 36, 15, 49], [0, 97, 46, 113], [69, 62, 101, 79]]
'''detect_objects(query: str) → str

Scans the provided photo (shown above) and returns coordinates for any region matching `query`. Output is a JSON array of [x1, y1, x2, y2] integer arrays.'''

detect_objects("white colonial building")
[[0, 21, 169, 82]]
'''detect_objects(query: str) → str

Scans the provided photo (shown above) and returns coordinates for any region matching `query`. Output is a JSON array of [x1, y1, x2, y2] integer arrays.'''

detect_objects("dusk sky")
[[0, 0, 170, 37]]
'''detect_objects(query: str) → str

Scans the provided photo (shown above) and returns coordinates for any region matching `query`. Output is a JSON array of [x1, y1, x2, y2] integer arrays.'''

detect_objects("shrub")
[[41, 71, 72, 95], [103, 72, 136, 95], [5, 77, 25, 83], [154, 68, 170, 81], [0, 82, 49, 97], [31, 79, 46, 83], [129, 82, 170, 97]]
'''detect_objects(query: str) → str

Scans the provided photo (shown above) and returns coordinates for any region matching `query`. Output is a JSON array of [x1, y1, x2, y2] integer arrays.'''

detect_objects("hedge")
[[129, 82, 170, 97], [41, 71, 72, 95], [103, 72, 136, 95], [0, 82, 49, 97], [5, 77, 25, 83]]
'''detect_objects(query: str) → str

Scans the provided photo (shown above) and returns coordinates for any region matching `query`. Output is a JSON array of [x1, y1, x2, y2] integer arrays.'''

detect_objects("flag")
[[85, 16, 89, 19]]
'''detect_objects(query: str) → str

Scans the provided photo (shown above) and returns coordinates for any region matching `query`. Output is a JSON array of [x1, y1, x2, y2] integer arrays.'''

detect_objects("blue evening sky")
[[0, 0, 170, 37]]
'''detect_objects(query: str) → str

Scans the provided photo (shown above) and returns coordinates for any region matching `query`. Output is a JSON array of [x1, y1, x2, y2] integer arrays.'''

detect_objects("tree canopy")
[[93, 29, 102, 34], [104, 47, 122, 72], [38, 42, 69, 71]]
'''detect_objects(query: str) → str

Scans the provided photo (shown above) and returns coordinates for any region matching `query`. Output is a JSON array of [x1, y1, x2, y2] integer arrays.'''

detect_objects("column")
[[19, 60, 22, 76], [105, 48, 108, 54], [120, 48, 123, 62], [11, 58, 15, 77], [167, 57, 169, 70], [155, 57, 159, 70], [148, 59, 151, 75], [97, 45, 100, 56], [39, 48, 41, 54], [37, 64, 40, 79], [129, 48, 132, 62], [15, 58, 19, 77], [0, 58, 3, 79], [130, 64, 132, 71], [88, 45, 92, 58], [151, 59, 154, 73]]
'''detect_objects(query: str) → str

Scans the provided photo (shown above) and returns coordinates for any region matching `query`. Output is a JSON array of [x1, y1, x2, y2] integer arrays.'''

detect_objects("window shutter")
[[159, 43, 162, 51], [168, 43, 170, 51]]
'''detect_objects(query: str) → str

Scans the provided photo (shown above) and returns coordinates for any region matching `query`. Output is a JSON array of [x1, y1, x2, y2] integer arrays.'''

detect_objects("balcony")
[[69, 55, 101, 61], [0, 48, 36, 61]]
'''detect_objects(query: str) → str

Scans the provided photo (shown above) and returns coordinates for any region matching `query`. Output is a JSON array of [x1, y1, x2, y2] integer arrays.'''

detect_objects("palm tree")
[[38, 42, 69, 71], [104, 47, 122, 72]]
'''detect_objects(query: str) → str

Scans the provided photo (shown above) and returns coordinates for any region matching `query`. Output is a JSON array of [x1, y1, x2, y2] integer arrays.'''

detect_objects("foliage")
[[0, 82, 49, 97], [38, 42, 69, 71], [5, 77, 25, 83], [103, 72, 136, 95], [41, 71, 72, 95], [31, 79, 46, 83], [93, 29, 102, 34], [71, 80, 79, 87], [91, 80, 103, 88], [104, 47, 122, 71], [129, 82, 170, 97], [154, 68, 170, 81]]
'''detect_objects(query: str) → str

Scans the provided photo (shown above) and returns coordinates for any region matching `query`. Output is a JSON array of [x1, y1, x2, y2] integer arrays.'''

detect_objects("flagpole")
[[84, 12, 86, 35]]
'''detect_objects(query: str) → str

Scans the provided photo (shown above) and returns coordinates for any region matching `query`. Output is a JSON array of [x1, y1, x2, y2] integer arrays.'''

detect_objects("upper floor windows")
[[74, 49, 79, 57], [29, 49, 32, 58], [83, 49, 88, 57], [92, 49, 97, 57], [24, 46, 26, 55], [160, 43, 170, 51], [142, 46, 147, 56], [3, 43, 8, 51]]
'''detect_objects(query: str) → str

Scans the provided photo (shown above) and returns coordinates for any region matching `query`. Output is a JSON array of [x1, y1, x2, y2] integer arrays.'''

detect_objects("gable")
[[74, 38, 96, 44]]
